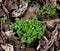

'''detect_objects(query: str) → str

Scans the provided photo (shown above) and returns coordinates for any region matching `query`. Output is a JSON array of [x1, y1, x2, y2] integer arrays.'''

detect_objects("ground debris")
[[0, 9, 5, 17], [12, 0, 28, 17], [44, 26, 58, 51], [41, 19, 60, 28], [1, 44, 14, 51], [23, 3, 40, 20], [56, 0, 60, 10], [2, 4, 9, 14], [0, 0, 2, 3], [0, 36, 4, 43], [1, 31, 8, 43], [39, 26, 58, 51], [0, 0, 60, 51], [57, 23, 60, 30], [5, 30, 15, 37], [25, 48, 36, 51], [7, 3, 18, 11]]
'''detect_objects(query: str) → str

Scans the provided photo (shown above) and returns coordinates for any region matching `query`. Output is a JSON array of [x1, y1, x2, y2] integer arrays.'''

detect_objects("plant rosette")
[[9, 16, 46, 44]]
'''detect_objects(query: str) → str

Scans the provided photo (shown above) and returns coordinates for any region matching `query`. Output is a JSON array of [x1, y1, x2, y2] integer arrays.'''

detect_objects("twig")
[[43, 36, 49, 43], [36, 40, 41, 50], [43, 26, 58, 51], [2, 4, 9, 14]]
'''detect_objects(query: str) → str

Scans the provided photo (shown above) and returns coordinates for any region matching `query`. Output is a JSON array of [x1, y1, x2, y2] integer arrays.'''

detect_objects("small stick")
[[2, 4, 9, 14]]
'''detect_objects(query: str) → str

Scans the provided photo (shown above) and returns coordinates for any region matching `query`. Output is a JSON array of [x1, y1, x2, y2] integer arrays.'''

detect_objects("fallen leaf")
[[0, 37, 4, 43], [23, 4, 40, 20], [7, 3, 18, 11], [0, 9, 5, 17], [1, 44, 14, 51], [0, 0, 2, 3], [25, 48, 35, 51], [57, 23, 60, 30], [42, 19, 60, 28], [12, 1, 28, 17], [5, 30, 15, 37]]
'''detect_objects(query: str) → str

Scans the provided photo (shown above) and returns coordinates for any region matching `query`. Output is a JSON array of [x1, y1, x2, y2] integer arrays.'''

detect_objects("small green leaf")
[[21, 37, 26, 43], [27, 37, 32, 43], [2, 16, 7, 23], [36, 3, 56, 19], [26, 0, 31, 3]]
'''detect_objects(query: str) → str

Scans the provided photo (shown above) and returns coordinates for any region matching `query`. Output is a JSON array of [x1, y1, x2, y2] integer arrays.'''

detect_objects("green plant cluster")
[[2, 16, 7, 23], [9, 16, 46, 44], [26, 0, 31, 3], [36, 3, 56, 18]]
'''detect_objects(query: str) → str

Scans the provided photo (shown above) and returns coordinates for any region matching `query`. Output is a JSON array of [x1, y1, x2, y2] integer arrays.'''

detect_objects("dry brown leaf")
[[0, 9, 5, 17], [1, 44, 14, 51], [23, 4, 40, 20], [23, 6, 36, 20], [40, 26, 58, 51], [25, 48, 35, 51], [0, 37, 4, 43], [42, 19, 60, 28], [58, 32, 60, 39], [7, 3, 18, 11], [0, 0, 2, 3], [2, 4, 9, 14], [5, 30, 15, 37], [50, 0, 56, 5], [57, 0, 60, 2], [7, 0, 14, 6], [12, 1, 28, 17], [57, 23, 60, 29], [49, 45, 54, 51]]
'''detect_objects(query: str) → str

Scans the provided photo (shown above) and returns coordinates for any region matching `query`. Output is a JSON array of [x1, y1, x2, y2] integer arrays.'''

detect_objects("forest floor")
[[0, 0, 60, 51]]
